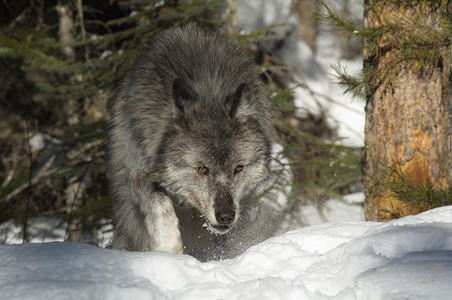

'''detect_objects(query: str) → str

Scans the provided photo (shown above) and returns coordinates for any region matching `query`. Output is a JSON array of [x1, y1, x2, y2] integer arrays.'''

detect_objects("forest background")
[[0, 0, 450, 246]]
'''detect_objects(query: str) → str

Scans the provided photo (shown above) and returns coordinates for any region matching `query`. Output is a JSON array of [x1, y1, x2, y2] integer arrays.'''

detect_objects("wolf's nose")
[[215, 209, 235, 225]]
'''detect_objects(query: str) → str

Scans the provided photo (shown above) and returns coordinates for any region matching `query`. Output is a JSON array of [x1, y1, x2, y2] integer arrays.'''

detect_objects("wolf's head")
[[154, 78, 272, 234]]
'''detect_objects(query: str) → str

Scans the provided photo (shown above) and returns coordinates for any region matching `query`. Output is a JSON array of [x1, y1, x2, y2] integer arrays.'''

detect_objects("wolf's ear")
[[225, 83, 249, 119], [172, 78, 198, 114]]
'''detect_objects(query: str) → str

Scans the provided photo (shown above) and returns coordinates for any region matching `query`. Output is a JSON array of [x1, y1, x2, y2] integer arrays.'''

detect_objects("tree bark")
[[225, 0, 237, 35], [57, 0, 86, 241], [56, 0, 75, 62], [292, 0, 317, 53], [363, 2, 452, 221], [65, 178, 85, 242]]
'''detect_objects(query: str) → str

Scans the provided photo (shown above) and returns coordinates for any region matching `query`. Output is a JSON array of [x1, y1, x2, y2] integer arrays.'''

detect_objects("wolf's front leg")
[[132, 171, 183, 254], [140, 191, 183, 254]]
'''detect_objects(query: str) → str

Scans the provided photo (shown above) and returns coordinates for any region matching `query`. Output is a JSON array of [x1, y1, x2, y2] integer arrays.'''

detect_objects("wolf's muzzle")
[[215, 209, 235, 225], [214, 192, 236, 227]]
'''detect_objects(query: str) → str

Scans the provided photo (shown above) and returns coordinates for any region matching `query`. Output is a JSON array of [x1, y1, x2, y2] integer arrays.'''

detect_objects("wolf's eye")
[[234, 165, 244, 175], [197, 166, 209, 175]]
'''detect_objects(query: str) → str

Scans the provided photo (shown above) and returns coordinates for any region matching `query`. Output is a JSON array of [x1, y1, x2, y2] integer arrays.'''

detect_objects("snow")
[[0, 218, 67, 244], [28, 133, 61, 151], [302, 192, 365, 225], [0, 218, 113, 247], [2, 206, 452, 299]]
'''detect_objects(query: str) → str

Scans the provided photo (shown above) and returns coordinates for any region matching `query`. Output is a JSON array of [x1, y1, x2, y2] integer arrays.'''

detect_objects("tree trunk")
[[57, 0, 87, 241], [363, 2, 452, 221], [225, 0, 237, 35], [65, 178, 86, 242], [292, 0, 317, 53]]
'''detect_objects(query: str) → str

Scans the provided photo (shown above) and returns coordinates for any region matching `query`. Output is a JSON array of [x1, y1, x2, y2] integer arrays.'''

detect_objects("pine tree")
[[321, 0, 452, 221]]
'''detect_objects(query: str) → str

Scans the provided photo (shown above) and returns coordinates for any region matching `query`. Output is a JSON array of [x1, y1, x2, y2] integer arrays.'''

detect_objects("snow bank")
[[2, 206, 452, 299]]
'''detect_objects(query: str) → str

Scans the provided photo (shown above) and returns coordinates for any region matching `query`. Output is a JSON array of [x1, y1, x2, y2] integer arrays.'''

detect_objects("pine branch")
[[386, 165, 452, 211], [319, 0, 452, 96], [330, 63, 366, 98]]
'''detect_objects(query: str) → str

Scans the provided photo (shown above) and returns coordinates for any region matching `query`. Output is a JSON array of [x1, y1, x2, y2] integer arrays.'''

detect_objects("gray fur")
[[107, 26, 272, 261]]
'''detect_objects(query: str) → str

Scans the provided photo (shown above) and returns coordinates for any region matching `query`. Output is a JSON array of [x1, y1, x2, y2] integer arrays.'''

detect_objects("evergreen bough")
[[320, 0, 452, 211]]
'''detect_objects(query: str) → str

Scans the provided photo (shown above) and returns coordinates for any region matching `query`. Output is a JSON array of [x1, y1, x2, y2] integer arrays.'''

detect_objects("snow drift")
[[2, 206, 452, 299]]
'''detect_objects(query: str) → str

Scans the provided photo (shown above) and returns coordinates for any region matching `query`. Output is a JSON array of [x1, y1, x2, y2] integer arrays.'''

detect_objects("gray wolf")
[[107, 25, 272, 261]]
